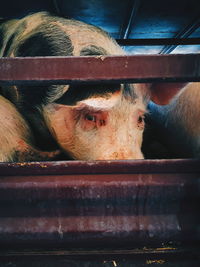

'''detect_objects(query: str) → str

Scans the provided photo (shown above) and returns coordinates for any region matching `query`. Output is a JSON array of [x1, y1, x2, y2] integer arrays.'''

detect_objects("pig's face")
[[43, 87, 146, 160]]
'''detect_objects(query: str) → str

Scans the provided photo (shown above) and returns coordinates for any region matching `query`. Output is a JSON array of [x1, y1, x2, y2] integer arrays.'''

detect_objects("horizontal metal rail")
[[0, 54, 200, 85], [116, 37, 200, 46], [0, 159, 199, 176]]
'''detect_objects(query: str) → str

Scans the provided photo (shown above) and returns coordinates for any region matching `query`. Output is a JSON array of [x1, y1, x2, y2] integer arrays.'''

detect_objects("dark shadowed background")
[[0, 0, 200, 54]]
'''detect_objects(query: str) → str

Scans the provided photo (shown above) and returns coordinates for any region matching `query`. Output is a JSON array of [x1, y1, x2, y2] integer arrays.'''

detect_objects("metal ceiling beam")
[[53, 0, 62, 16], [119, 0, 141, 39], [116, 37, 200, 46], [159, 15, 200, 54]]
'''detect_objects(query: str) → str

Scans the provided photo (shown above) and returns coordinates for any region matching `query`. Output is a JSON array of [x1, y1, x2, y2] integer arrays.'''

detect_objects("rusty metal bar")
[[116, 37, 200, 46], [0, 54, 200, 85], [0, 159, 199, 249], [53, 0, 61, 15], [0, 159, 199, 176]]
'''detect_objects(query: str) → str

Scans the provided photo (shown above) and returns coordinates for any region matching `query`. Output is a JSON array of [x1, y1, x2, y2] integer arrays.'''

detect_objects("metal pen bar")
[[0, 54, 200, 85]]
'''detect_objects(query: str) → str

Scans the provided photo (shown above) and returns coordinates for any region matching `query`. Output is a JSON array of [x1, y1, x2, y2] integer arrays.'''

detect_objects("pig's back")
[[0, 12, 124, 57], [167, 82, 200, 156]]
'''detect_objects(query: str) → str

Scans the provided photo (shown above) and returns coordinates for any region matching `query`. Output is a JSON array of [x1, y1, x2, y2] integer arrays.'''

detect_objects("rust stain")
[[146, 259, 165, 264], [103, 261, 117, 266], [143, 247, 176, 251], [155, 247, 176, 251], [12, 162, 48, 168], [15, 162, 35, 167], [40, 164, 47, 168]]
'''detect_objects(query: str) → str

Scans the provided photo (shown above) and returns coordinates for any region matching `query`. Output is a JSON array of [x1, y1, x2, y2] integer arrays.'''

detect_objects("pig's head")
[[42, 82, 185, 160], [43, 84, 146, 160]]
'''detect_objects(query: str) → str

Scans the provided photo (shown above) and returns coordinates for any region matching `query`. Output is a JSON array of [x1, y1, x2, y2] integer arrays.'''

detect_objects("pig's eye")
[[138, 115, 144, 123], [85, 114, 96, 122], [137, 114, 145, 130]]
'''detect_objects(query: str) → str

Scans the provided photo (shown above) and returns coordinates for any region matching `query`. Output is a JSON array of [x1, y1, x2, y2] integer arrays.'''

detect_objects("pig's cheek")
[[43, 105, 75, 150], [53, 116, 75, 150], [134, 127, 144, 148], [138, 132, 144, 148], [51, 122, 73, 147]]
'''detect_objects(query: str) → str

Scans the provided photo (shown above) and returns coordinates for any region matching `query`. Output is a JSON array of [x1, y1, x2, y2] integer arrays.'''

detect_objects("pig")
[[146, 82, 200, 158], [0, 12, 182, 161], [0, 94, 60, 161]]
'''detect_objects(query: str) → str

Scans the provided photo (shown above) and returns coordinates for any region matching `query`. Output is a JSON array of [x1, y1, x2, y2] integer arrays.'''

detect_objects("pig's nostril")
[[112, 152, 119, 159]]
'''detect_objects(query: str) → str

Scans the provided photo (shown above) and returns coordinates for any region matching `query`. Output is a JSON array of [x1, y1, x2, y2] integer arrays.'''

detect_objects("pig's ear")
[[149, 82, 188, 105]]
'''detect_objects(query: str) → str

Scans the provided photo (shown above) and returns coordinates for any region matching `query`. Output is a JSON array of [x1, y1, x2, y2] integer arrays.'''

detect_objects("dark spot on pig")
[[55, 83, 121, 105], [17, 33, 51, 56], [16, 24, 73, 57], [13, 23, 74, 151], [17, 32, 71, 57], [123, 84, 137, 101], [80, 45, 108, 56], [0, 18, 8, 23], [2, 22, 26, 56], [3, 33, 16, 56], [0, 28, 3, 51]]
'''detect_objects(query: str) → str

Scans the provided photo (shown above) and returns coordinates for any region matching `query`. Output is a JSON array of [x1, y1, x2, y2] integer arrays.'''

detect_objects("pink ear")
[[149, 82, 188, 105]]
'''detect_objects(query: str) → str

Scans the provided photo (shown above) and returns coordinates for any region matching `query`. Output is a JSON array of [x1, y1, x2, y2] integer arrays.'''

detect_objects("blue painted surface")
[[0, 0, 199, 54]]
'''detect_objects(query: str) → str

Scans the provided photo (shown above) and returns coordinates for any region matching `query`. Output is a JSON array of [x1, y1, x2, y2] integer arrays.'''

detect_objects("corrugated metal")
[[0, 159, 199, 249]]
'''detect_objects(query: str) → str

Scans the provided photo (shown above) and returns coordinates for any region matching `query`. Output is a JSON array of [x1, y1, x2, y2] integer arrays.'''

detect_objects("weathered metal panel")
[[0, 160, 199, 249], [0, 54, 200, 85]]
